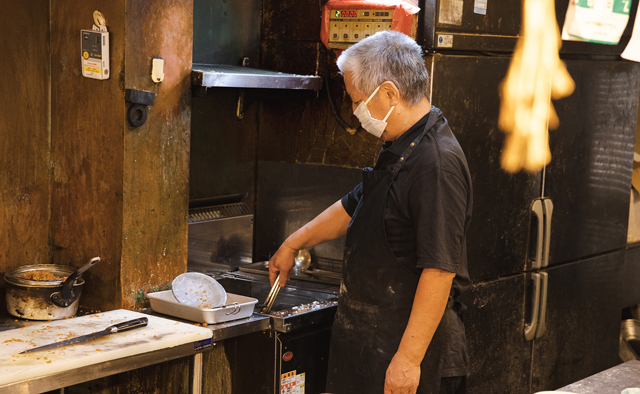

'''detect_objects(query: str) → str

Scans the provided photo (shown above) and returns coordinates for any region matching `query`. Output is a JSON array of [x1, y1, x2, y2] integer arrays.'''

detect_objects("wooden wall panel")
[[50, 0, 126, 311], [122, 0, 193, 309], [0, 2, 51, 281]]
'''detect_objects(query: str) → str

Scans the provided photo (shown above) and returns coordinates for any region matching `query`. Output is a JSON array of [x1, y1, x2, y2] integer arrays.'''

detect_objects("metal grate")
[[189, 202, 252, 224], [316, 257, 342, 274]]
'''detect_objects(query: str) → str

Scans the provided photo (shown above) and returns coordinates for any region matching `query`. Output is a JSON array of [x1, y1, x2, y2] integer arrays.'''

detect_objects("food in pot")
[[21, 271, 66, 281]]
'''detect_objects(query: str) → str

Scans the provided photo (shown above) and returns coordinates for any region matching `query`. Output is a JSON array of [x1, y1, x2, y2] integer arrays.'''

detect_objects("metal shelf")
[[192, 64, 322, 90]]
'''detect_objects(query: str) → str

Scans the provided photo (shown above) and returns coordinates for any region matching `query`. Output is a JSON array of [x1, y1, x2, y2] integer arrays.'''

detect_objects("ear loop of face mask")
[[365, 84, 396, 122]]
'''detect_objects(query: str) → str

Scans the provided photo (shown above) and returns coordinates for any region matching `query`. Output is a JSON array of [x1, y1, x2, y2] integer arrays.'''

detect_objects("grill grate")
[[316, 257, 342, 274], [189, 202, 252, 224]]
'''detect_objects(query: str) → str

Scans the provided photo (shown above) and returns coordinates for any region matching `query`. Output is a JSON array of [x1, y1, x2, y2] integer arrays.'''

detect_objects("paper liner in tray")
[[147, 290, 257, 324]]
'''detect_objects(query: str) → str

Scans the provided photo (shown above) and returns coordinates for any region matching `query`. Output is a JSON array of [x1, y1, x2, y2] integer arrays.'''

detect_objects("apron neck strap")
[[391, 107, 438, 178]]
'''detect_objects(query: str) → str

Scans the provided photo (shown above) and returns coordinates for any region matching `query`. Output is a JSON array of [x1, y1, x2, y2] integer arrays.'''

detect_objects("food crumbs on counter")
[[154, 335, 157, 338], [46, 360, 52, 363], [96, 349, 102, 351]]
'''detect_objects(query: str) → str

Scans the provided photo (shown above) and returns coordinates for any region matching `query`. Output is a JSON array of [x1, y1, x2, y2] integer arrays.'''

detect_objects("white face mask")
[[353, 85, 395, 138]]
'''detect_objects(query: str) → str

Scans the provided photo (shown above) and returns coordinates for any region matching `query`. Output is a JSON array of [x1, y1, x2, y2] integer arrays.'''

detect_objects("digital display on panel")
[[333, 10, 390, 18], [335, 10, 358, 17]]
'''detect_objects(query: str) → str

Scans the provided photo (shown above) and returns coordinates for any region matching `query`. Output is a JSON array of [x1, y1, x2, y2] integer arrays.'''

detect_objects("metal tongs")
[[261, 274, 281, 314]]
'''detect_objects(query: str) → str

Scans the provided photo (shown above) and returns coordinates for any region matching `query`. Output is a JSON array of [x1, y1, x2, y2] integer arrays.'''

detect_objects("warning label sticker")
[[83, 60, 102, 76], [281, 371, 305, 394]]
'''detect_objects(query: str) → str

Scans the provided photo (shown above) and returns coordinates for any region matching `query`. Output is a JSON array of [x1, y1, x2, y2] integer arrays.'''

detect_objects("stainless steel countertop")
[[558, 360, 640, 393], [140, 309, 272, 341]]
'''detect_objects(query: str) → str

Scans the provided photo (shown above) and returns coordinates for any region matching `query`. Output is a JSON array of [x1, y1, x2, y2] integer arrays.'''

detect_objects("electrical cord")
[[324, 57, 357, 135]]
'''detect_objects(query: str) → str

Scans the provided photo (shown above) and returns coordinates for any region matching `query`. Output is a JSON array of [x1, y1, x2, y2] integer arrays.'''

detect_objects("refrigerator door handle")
[[535, 272, 549, 339], [531, 200, 544, 270], [525, 273, 541, 341], [542, 199, 553, 268]]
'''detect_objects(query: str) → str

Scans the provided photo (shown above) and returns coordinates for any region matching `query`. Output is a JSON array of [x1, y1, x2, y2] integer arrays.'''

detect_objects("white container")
[[147, 290, 258, 324]]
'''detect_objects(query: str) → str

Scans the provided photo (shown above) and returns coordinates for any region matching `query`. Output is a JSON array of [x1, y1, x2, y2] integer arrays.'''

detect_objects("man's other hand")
[[384, 351, 421, 394]]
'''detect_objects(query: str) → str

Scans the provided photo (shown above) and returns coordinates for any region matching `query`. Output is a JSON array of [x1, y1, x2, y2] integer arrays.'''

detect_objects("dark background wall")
[[190, 0, 384, 263]]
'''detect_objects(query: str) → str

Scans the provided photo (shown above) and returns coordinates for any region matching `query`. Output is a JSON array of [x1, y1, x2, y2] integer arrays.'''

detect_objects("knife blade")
[[20, 317, 148, 354]]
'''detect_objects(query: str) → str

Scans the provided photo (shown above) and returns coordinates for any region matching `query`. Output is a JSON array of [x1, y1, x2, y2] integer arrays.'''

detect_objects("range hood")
[[192, 64, 322, 90]]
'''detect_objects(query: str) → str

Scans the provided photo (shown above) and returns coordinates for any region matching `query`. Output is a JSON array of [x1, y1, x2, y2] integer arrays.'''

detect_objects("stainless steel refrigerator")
[[417, 0, 640, 391]]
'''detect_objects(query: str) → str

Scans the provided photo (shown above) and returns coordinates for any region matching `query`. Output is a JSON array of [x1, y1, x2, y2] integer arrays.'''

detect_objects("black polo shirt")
[[341, 106, 472, 377]]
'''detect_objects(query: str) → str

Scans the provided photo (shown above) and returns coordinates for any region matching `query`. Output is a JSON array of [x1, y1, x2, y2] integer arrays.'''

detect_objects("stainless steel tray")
[[148, 290, 257, 325]]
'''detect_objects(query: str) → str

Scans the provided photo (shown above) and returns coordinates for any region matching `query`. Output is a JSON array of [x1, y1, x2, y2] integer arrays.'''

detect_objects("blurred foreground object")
[[498, 0, 575, 173]]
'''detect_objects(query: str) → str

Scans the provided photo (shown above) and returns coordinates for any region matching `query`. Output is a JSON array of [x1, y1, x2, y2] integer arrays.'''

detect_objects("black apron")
[[326, 110, 455, 394]]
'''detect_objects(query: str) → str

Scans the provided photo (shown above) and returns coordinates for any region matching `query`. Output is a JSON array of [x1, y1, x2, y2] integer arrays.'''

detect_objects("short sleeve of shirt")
[[341, 182, 363, 217], [410, 168, 468, 272]]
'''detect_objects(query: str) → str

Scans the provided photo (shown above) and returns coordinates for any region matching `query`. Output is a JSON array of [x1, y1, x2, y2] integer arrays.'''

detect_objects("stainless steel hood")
[[192, 64, 322, 90]]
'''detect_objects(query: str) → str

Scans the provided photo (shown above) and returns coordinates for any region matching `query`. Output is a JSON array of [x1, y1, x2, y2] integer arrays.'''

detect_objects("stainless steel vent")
[[188, 202, 253, 272], [189, 202, 252, 223]]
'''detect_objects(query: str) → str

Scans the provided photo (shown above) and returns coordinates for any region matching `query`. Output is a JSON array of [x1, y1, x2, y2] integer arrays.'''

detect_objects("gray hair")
[[336, 31, 429, 106]]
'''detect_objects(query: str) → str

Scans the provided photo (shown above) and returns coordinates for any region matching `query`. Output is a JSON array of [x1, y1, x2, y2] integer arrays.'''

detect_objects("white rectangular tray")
[[147, 290, 258, 324]]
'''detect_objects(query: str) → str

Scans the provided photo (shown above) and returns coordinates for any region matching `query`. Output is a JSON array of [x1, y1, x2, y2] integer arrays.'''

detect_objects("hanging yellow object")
[[499, 0, 575, 173]]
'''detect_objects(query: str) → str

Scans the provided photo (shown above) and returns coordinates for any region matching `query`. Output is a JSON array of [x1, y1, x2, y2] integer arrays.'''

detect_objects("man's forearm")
[[284, 200, 351, 250], [396, 268, 455, 364]]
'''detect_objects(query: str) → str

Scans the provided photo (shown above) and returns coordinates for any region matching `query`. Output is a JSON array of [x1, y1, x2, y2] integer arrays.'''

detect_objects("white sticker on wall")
[[561, 0, 631, 45], [622, 8, 640, 61], [437, 34, 454, 48], [281, 371, 305, 394], [438, 0, 463, 25], [474, 0, 488, 15]]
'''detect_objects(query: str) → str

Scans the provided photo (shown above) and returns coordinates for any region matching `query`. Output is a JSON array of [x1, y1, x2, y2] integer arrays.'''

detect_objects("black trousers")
[[440, 376, 467, 394]]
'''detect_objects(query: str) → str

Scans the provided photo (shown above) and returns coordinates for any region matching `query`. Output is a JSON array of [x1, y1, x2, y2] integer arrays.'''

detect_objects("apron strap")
[[391, 107, 439, 178]]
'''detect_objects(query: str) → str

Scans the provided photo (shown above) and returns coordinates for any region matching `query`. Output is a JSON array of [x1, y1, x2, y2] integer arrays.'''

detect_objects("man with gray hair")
[[269, 30, 471, 394]]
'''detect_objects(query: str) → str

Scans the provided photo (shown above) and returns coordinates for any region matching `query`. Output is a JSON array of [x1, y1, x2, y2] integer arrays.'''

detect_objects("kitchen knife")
[[20, 317, 148, 354]]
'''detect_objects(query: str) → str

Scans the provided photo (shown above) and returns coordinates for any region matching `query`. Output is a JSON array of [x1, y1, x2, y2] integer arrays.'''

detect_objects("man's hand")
[[384, 351, 421, 394], [268, 243, 297, 287]]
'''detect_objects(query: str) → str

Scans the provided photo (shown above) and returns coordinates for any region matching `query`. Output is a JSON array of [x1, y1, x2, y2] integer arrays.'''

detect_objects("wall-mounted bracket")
[[125, 89, 156, 128]]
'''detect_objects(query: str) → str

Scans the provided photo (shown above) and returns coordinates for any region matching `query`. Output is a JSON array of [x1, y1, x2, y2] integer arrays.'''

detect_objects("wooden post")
[[0, 0, 193, 312]]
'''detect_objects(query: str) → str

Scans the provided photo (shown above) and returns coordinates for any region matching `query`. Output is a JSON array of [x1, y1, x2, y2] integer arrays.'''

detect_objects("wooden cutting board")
[[0, 309, 212, 386]]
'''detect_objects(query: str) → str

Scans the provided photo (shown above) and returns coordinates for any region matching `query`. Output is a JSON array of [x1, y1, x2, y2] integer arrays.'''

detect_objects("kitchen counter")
[[141, 309, 272, 341], [557, 360, 640, 393], [0, 292, 337, 394], [0, 309, 213, 394]]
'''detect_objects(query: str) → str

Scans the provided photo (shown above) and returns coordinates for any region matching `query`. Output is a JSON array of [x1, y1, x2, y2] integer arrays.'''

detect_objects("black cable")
[[324, 56, 357, 134]]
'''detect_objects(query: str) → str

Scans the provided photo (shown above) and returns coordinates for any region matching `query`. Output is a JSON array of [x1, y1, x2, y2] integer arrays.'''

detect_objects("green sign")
[[613, 0, 632, 15], [576, 0, 594, 8]]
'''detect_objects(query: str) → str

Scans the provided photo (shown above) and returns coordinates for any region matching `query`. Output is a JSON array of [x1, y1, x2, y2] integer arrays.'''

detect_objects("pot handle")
[[51, 257, 101, 308]]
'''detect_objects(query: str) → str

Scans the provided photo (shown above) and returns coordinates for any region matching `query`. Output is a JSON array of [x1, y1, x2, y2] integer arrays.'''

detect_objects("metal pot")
[[4, 264, 85, 320]]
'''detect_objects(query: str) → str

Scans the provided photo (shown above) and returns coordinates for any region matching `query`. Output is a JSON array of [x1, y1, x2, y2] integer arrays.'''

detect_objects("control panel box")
[[321, 1, 420, 50], [81, 29, 110, 80], [328, 9, 394, 48]]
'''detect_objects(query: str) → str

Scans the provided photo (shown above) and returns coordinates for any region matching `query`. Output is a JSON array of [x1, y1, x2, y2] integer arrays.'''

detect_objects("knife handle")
[[108, 317, 149, 333]]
